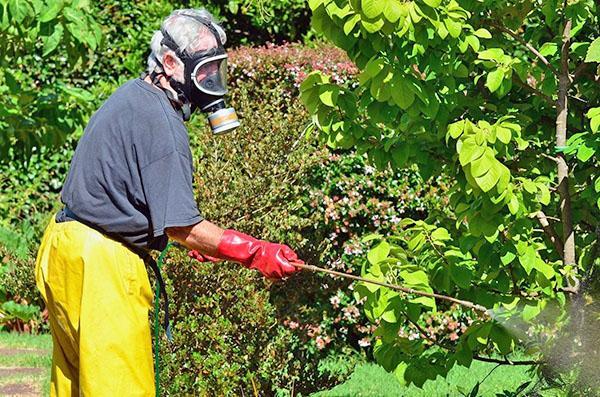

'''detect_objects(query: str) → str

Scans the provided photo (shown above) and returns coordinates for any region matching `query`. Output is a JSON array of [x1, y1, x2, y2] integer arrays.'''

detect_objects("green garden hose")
[[154, 242, 173, 396]]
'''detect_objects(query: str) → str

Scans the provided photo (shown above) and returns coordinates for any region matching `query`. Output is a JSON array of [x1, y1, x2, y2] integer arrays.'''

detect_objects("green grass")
[[0, 332, 52, 395], [0, 332, 542, 397], [313, 359, 538, 397]]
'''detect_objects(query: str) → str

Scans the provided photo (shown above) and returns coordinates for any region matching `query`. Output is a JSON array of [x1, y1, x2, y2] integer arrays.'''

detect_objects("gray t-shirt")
[[57, 78, 202, 251]]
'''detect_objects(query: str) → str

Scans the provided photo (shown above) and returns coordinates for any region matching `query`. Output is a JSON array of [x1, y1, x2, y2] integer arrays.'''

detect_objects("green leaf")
[[62, 6, 80, 22], [382, 309, 398, 323], [444, 18, 462, 38], [362, 233, 383, 243], [576, 144, 595, 162], [362, 57, 385, 81], [361, 17, 384, 33], [534, 260, 555, 279], [522, 301, 543, 321], [459, 139, 485, 166], [466, 35, 480, 52], [300, 71, 326, 92], [422, 0, 442, 8], [539, 42, 558, 57], [450, 263, 472, 289], [431, 228, 451, 242], [495, 126, 511, 144], [43, 24, 64, 56], [368, 241, 391, 264], [478, 48, 504, 62], [590, 116, 600, 133], [448, 120, 465, 139], [410, 295, 435, 309], [9, 0, 33, 23], [522, 179, 537, 194], [400, 270, 429, 286], [537, 184, 551, 205], [470, 148, 494, 177], [473, 28, 491, 39], [407, 232, 425, 251], [40, 1, 64, 22], [585, 37, 600, 63], [362, 0, 384, 19], [501, 251, 516, 265], [474, 163, 501, 192], [391, 77, 415, 109], [486, 69, 504, 93], [383, 0, 404, 23], [518, 246, 536, 275], [490, 325, 513, 355], [308, 0, 326, 9], [508, 194, 519, 215], [319, 87, 339, 107], [586, 107, 600, 119], [343, 14, 361, 35]]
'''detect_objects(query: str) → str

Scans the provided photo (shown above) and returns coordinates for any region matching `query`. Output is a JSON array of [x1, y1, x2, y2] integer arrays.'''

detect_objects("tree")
[[302, 0, 599, 391], [0, 0, 102, 160]]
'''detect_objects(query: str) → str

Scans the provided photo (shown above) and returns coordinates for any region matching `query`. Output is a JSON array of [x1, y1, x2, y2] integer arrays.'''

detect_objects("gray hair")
[[147, 9, 227, 79]]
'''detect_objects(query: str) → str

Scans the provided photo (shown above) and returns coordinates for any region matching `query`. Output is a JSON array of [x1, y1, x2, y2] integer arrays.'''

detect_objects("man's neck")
[[143, 74, 179, 100]]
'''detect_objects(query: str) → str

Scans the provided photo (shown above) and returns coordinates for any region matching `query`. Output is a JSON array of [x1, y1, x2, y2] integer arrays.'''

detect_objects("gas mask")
[[157, 16, 240, 134]]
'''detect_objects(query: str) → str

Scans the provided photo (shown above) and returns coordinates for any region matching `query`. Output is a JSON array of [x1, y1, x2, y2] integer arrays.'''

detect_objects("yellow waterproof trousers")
[[35, 217, 155, 396]]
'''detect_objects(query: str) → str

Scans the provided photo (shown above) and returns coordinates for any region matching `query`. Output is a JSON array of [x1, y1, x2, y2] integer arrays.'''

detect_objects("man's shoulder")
[[96, 79, 182, 130]]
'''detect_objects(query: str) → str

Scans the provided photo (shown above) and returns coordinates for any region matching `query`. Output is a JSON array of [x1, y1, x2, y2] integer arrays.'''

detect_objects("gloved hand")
[[215, 229, 302, 279]]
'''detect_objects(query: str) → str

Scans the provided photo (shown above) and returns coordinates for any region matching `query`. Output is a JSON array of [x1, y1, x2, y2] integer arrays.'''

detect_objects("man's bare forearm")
[[166, 220, 224, 256]]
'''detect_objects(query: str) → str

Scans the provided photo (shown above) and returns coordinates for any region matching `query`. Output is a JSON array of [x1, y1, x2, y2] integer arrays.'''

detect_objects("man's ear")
[[162, 52, 180, 77]]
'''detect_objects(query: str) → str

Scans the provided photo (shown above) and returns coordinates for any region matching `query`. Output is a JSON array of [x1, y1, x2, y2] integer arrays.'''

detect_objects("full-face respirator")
[[152, 16, 240, 134]]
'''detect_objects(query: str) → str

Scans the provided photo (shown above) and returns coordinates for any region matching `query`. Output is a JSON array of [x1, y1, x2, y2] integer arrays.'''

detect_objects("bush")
[[160, 43, 356, 396]]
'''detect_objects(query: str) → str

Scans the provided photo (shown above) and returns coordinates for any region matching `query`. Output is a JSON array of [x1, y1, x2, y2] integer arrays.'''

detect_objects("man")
[[35, 8, 303, 396]]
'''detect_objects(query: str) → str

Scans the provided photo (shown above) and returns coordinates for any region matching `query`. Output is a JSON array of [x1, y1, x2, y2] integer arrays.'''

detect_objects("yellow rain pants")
[[35, 217, 155, 397]]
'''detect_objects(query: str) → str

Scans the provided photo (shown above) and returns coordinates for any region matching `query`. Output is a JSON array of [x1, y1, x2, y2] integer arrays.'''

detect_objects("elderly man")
[[35, 8, 302, 396]]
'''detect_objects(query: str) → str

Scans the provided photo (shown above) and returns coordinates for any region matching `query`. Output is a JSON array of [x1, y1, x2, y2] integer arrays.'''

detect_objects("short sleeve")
[[139, 150, 202, 238]]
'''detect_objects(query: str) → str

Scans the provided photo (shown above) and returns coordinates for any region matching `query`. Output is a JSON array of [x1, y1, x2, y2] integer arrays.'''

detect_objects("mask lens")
[[193, 56, 227, 95]]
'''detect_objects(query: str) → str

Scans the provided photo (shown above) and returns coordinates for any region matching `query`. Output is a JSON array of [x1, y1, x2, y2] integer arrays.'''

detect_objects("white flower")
[[358, 338, 371, 347], [329, 295, 341, 308]]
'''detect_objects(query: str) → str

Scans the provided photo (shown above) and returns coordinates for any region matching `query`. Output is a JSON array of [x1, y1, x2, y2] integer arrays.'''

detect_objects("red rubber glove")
[[215, 229, 302, 279]]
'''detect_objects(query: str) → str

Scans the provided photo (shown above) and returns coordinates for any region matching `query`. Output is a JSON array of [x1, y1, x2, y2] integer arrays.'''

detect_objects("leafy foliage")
[[303, 0, 600, 391], [0, 0, 101, 159]]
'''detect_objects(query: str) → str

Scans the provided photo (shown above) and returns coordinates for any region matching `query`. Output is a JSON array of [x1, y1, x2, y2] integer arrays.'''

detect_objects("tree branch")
[[511, 75, 554, 106], [473, 355, 541, 366], [489, 22, 560, 77], [535, 211, 564, 255], [540, 153, 559, 163]]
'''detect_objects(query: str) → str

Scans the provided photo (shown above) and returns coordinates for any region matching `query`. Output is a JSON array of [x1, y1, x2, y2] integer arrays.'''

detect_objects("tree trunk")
[[556, 20, 576, 270]]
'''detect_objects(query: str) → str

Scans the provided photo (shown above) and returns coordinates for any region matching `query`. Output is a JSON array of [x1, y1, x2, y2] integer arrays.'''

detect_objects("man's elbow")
[[165, 225, 193, 243]]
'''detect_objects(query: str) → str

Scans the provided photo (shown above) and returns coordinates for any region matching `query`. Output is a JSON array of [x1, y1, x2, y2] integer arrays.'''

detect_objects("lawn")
[[0, 332, 52, 396], [0, 331, 543, 397], [313, 359, 538, 397]]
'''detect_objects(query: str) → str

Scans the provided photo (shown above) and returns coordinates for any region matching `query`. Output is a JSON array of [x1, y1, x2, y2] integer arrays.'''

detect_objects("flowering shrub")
[[229, 43, 358, 88]]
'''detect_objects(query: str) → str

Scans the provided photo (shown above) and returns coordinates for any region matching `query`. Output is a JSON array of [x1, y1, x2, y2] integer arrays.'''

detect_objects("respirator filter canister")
[[207, 106, 240, 134]]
